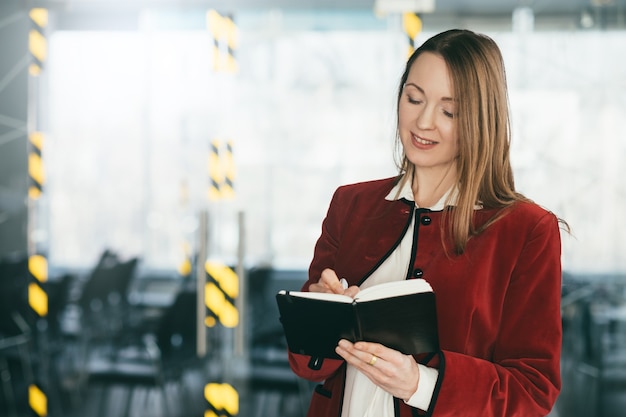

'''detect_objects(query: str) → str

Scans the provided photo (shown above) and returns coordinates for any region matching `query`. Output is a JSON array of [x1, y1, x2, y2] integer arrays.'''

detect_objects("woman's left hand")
[[335, 339, 420, 401]]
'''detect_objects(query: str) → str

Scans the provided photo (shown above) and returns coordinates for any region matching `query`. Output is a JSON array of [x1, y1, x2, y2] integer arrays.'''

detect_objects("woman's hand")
[[309, 268, 360, 298], [335, 339, 420, 402]]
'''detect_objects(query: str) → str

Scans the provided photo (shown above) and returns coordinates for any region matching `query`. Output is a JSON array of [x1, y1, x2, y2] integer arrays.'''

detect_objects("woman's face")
[[399, 52, 459, 174]]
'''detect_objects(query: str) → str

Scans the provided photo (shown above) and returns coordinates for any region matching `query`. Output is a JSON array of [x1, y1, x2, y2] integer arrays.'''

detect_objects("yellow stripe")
[[29, 283, 48, 316], [205, 282, 226, 315], [204, 383, 239, 415], [225, 16, 237, 50], [220, 302, 238, 328], [403, 13, 422, 40], [29, 8, 49, 28], [207, 10, 224, 72], [206, 282, 239, 327], [207, 9, 223, 39], [29, 29, 47, 63], [177, 258, 192, 277], [29, 132, 44, 191], [29, 152, 45, 187], [29, 384, 47, 417], [224, 16, 238, 74], [30, 131, 44, 150], [29, 254, 48, 282], [207, 10, 239, 74], [29, 186, 42, 199], [205, 261, 238, 298], [205, 281, 239, 328]]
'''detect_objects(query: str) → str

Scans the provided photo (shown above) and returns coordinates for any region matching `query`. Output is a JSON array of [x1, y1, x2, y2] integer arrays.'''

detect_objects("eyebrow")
[[404, 82, 455, 102]]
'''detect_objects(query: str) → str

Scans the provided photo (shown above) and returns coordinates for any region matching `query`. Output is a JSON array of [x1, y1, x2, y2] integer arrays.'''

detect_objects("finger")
[[320, 269, 345, 294], [354, 341, 386, 359], [308, 282, 334, 293], [343, 285, 360, 298], [337, 340, 383, 368], [335, 340, 363, 365]]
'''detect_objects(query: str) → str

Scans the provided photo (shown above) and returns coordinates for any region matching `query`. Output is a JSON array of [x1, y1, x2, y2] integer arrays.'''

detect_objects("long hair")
[[395, 29, 527, 254]]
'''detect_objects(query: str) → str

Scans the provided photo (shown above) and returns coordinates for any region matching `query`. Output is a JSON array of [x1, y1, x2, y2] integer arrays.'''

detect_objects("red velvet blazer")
[[288, 176, 562, 417]]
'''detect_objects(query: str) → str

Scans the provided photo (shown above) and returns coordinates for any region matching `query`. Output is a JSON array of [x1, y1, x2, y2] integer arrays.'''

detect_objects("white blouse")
[[340, 179, 445, 417]]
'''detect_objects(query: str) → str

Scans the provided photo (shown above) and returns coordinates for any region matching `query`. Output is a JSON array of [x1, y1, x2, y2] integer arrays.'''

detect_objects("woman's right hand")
[[309, 268, 360, 298]]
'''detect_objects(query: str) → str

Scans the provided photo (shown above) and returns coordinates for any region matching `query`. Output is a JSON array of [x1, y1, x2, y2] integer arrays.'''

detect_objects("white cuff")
[[404, 364, 439, 411]]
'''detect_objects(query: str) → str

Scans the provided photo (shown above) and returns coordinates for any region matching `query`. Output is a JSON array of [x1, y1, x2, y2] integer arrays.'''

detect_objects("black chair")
[[74, 251, 139, 346], [246, 267, 314, 417], [45, 273, 75, 339], [77, 251, 139, 331], [68, 252, 140, 401], [83, 289, 199, 417]]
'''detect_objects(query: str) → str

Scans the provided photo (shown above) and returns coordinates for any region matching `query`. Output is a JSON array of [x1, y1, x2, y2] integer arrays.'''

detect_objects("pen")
[[340, 278, 348, 289]]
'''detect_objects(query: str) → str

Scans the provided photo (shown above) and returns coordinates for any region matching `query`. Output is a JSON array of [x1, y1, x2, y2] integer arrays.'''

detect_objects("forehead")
[[406, 52, 454, 96]]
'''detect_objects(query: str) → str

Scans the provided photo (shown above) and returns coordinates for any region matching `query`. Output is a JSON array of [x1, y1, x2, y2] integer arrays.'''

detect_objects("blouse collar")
[[384, 176, 458, 211]]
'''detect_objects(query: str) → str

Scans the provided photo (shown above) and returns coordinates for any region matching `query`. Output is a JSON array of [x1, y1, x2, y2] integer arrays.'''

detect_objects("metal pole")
[[234, 210, 246, 357], [196, 210, 208, 357]]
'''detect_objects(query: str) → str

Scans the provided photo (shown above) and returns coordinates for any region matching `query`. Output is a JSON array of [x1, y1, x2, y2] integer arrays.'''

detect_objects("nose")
[[416, 104, 436, 130]]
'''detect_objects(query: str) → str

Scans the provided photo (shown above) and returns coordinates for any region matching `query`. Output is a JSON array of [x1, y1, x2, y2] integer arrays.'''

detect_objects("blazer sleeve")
[[288, 186, 347, 380], [305, 186, 346, 291], [426, 211, 563, 417]]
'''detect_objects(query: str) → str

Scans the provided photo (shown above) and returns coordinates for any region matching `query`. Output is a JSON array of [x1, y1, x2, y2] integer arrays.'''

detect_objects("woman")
[[288, 29, 564, 417]]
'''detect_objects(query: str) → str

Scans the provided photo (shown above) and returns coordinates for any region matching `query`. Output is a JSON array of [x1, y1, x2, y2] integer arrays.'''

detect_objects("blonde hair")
[[395, 29, 526, 254]]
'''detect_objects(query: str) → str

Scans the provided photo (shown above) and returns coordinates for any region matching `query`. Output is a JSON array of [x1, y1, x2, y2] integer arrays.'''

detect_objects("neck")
[[411, 164, 457, 208]]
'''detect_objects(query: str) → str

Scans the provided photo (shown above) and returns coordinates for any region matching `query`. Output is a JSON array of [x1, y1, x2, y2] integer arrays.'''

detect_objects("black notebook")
[[276, 279, 439, 359]]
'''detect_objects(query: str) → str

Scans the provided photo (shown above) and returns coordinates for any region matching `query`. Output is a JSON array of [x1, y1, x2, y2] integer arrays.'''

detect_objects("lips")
[[412, 133, 438, 147]]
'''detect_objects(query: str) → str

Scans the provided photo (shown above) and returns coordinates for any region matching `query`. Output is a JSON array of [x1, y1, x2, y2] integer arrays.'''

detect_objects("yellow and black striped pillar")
[[28, 254, 48, 417], [224, 14, 238, 74], [221, 140, 235, 199], [29, 8, 48, 76], [208, 139, 222, 201], [204, 261, 239, 328], [205, 382, 239, 417], [207, 10, 238, 74], [28, 254, 48, 317], [28, 131, 45, 199], [207, 9, 223, 72], [26, 8, 49, 417], [403, 12, 422, 59]]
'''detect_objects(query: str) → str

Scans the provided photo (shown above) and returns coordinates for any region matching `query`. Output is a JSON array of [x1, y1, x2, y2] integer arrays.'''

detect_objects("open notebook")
[[276, 279, 439, 359]]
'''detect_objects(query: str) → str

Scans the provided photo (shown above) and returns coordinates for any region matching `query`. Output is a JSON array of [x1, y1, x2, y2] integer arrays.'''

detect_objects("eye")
[[407, 96, 422, 105], [442, 109, 454, 118]]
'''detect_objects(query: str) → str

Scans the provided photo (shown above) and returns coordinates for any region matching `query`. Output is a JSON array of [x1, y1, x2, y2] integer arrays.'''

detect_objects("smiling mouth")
[[412, 133, 437, 145]]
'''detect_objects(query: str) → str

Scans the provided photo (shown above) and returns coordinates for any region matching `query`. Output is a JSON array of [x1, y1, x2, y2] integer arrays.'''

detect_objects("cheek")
[[440, 122, 458, 145], [398, 107, 411, 128]]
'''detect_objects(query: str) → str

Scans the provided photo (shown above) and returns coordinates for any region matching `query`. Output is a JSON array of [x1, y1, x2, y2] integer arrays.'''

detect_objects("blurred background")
[[1, 0, 625, 416]]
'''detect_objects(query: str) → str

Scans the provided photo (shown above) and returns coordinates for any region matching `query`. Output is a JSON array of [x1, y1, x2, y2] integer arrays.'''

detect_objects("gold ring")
[[368, 354, 378, 366]]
